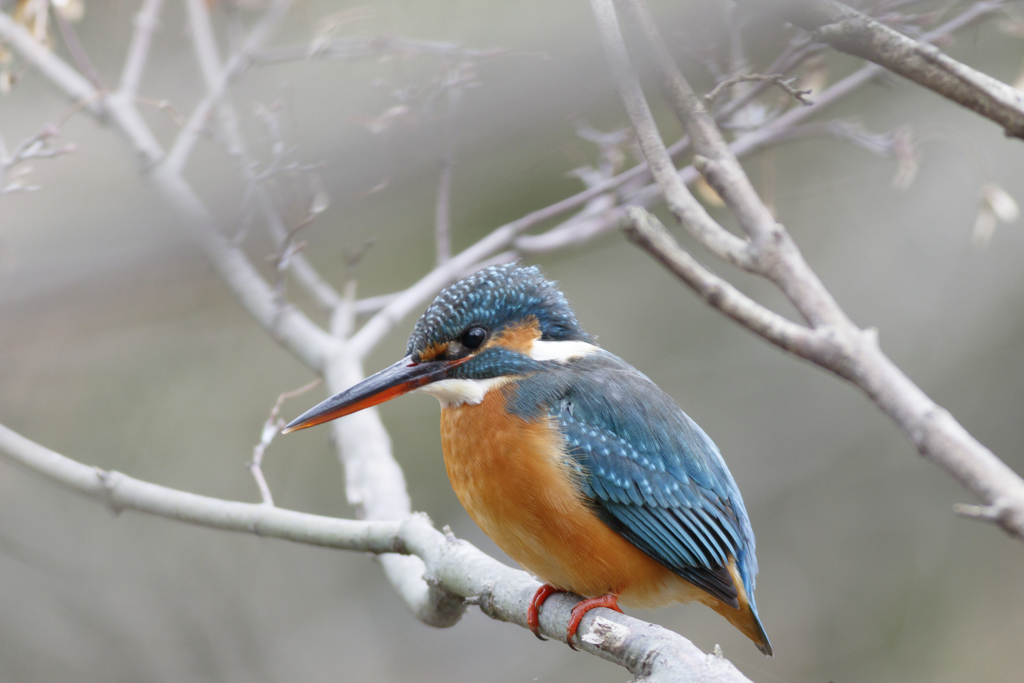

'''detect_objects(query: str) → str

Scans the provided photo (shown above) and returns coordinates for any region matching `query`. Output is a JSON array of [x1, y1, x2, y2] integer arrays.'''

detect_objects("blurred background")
[[1, 1, 1023, 681]]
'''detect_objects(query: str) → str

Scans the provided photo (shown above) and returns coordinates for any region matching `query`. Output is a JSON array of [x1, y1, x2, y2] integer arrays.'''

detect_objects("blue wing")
[[508, 350, 759, 610]]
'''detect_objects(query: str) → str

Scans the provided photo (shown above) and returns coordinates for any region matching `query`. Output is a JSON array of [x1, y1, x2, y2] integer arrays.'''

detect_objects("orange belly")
[[440, 386, 698, 607]]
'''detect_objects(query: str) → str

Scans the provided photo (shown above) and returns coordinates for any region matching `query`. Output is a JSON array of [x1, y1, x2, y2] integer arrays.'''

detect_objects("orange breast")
[[440, 384, 689, 606]]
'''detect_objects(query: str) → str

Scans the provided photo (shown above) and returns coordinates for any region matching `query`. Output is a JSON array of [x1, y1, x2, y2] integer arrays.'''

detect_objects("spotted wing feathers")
[[508, 351, 759, 609]]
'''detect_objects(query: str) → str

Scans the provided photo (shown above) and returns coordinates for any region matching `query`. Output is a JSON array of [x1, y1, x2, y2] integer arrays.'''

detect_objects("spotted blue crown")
[[406, 263, 591, 358]]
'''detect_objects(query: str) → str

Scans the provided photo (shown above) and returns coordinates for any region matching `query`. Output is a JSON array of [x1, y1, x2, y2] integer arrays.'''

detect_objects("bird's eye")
[[461, 326, 488, 350]]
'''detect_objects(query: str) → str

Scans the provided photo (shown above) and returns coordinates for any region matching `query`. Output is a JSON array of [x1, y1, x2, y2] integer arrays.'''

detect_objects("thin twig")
[[704, 73, 813, 106], [0, 124, 76, 195], [434, 69, 465, 266], [617, 0, 851, 328], [51, 2, 104, 90], [623, 209, 835, 365], [249, 378, 322, 505], [252, 36, 505, 64], [4, 5, 1019, 681], [347, 2, 995, 357], [119, 0, 166, 97], [0, 5, 758, 677], [434, 69, 464, 266]]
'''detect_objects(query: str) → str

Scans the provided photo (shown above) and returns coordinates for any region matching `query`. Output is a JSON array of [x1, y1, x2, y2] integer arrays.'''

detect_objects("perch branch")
[[0, 422, 754, 683]]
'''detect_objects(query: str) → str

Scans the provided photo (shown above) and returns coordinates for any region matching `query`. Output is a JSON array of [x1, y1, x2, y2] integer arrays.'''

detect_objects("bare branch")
[[0, 422, 403, 551], [515, 208, 625, 254], [0, 13, 103, 117], [0, 11, 334, 371], [154, 166, 341, 371], [614, 0, 852, 330], [1, 3, 449, 631], [589, 0, 756, 271], [184, 0, 225, 96], [268, 192, 329, 305], [162, 0, 293, 176], [118, 0, 166, 97], [434, 70, 465, 267], [6, 3, 1020, 681], [50, 1, 104, 90], [753, 0, 1024, 139]]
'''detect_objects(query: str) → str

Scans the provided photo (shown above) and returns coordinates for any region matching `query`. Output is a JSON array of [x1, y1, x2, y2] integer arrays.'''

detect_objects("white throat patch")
[[415, 376, 512, 409]]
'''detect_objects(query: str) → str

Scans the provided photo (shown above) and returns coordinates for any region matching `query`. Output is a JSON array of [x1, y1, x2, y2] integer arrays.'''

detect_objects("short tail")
[[717, 558, 773, 656], [749, 611, 773, 657]]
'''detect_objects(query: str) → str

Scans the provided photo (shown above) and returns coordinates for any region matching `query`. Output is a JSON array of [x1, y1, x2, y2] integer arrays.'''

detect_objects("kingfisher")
[[284, 263, 771, 655]]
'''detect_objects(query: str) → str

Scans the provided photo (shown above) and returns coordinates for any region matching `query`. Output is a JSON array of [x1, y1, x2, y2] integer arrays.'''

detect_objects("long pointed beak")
[[282, 355, 455, 434]]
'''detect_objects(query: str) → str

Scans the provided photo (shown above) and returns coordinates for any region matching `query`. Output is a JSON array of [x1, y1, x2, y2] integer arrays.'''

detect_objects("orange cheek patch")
[[486, 316, 541, 354], [417, 342, 451, 362]]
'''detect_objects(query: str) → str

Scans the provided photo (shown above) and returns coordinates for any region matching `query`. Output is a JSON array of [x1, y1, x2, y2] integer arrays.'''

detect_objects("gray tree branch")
[[623, 209, 833, 363], [613, 0, 851, 328], [588, 0, 756, 272], [748, 0, 1024, 139]]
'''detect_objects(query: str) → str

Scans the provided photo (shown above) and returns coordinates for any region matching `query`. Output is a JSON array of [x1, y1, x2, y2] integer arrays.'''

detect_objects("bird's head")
[[283, 263, 596, 432]]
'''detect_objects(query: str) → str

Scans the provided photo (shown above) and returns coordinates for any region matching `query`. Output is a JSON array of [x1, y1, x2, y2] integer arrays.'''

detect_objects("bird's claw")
[[565, 593, 623, 650], [527, 584, 561, 641]]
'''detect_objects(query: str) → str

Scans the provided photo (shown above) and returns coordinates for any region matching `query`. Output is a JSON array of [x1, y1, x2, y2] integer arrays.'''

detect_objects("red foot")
[[528, 584, 562, 640], [566, 593, 623, 650]]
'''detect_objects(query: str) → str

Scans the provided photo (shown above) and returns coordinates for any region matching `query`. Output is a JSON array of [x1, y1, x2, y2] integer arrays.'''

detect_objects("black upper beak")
[[282, 355, 455, 434]]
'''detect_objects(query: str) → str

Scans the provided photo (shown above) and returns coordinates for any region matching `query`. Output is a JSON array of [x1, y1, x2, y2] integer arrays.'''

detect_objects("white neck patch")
[[529, 339, 600, 362]]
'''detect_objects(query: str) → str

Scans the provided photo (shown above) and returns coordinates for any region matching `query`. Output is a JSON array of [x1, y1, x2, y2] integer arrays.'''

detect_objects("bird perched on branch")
[[284, 263, 771, 655]]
